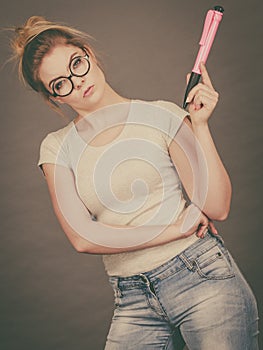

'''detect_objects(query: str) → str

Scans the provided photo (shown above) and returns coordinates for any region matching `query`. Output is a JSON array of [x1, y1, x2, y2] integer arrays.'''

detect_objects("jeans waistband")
[[108, 231, 224, 289]]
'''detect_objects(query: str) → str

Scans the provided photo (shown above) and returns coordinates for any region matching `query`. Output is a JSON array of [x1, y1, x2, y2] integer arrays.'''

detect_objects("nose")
[[73, 76, 85, 90]]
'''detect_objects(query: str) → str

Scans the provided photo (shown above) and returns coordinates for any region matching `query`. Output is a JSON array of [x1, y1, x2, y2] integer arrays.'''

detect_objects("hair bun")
[[12, 16, 49, 57], [23, 15, 46, 27]]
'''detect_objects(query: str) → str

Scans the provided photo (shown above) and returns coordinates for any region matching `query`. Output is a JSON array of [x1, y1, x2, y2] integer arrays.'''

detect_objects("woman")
[[11, 16, 258, 349]]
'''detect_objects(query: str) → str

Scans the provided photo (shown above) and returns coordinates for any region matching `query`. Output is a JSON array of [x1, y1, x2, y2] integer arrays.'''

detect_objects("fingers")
[[196, 224, 209, 238], [186, 83, 219, 111], [195, 214, 209, 239], [196, 218, 219, 239], [185, 63, 213, 93], [208, 220, 218, 235], [186, 82, 218, 103], [200, 62, 214, 89], [178, 204, 219, 240], [185, 63, 219, 109], [194, 90, 217, 111]]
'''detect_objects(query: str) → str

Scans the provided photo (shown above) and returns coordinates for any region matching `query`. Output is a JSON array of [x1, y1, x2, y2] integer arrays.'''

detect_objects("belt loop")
[[139, 273, 150, 286], [216, 233, 225, 245], [110, 277, 122, 297], [139, 273, 157, 297], [179, 253, 196, 271]]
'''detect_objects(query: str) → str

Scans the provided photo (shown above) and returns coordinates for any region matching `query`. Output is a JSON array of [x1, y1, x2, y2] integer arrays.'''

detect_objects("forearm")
[[49, 164, 202, 254], [55, 199, 198, 255], [181, 63, 232, 220], [74, 221, 178, 254], [191, 120, 232, 220]]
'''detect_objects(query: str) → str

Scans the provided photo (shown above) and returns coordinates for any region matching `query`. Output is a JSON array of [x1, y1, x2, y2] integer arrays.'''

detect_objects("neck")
[[74, 83, 131, 123]]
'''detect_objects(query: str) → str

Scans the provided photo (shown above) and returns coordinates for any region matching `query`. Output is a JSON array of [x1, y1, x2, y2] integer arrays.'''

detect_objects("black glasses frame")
[[50, 48, 90, 97]]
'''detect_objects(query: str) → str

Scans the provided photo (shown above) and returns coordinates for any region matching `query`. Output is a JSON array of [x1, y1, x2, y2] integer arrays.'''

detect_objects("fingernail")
[[186, 97, 191, 103]]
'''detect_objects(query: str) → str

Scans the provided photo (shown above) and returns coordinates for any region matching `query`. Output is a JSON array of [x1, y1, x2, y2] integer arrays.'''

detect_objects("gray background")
[[1, 0, 262, 349]]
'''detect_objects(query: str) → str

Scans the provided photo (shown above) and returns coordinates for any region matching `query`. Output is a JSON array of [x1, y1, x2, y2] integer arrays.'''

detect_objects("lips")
[[83, 85, 94, 98]]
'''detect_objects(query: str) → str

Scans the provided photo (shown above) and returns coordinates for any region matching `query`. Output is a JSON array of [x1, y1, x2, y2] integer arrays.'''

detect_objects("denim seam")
[[179, 253, 196, 271], [153, 265, 186, 282], [163, 330, 176, 350], [194, 245, 236, 280], [179, 247, 236, 280], [194, 262, 235, 280], [185, 241, 218, 261], [143, 288, 169, 320], [139, 275, 169, 321], [198, 250, 223, 269], [151, 280, 176, 324], [217, 243, 235, 267]]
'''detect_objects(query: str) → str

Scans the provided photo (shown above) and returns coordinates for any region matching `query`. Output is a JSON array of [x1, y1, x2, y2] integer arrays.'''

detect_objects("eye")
[[72, 57, 82, 70], [54, 79, 65, 92]]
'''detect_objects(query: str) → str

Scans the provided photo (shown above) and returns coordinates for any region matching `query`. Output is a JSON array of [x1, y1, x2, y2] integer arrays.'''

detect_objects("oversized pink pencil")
[[183, 6, 224, 109]]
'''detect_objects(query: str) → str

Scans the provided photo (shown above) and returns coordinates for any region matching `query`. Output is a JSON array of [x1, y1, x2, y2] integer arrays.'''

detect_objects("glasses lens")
[[70, 56, 89, 77], [53, 78, 73, 97], [52, 53, 90, 97]]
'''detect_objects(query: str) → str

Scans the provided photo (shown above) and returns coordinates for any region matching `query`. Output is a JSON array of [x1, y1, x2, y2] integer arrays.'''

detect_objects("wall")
[[0, 1, 262, 349]]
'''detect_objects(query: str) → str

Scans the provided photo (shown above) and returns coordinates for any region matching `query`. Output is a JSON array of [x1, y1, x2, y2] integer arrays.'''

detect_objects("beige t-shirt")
[[38, 100, 199, 276]]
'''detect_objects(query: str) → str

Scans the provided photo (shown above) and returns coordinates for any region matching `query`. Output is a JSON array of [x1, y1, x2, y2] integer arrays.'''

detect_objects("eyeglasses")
[[49, 49, 90, 97]]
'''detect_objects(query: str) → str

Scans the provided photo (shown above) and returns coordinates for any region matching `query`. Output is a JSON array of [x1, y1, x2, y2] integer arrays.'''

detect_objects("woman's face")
[[38, 44, 106, 115]]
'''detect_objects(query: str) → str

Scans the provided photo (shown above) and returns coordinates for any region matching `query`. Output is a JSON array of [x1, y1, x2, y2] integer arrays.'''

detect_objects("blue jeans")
[[105, 232, 259, 349]]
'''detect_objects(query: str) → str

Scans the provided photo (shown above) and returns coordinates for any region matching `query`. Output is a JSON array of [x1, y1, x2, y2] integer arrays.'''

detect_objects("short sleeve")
[[153, 100, 189, 147], [37, 132, 70, 176]]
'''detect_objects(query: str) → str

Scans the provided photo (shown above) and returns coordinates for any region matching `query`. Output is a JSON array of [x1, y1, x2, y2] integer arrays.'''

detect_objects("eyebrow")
[[48, 51, 79, 87]]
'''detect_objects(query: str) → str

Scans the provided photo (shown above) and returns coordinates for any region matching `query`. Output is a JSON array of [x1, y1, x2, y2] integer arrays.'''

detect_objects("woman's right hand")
[[174, 203, 218, 239]]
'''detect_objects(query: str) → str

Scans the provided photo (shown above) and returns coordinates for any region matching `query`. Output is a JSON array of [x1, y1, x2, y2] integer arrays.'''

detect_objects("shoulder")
[[40, 121, 74, 149], [133, 99, 188, 119], [37, 121, 74, 172], [139, 100, 190, 146], [151, 100, 188, 119]]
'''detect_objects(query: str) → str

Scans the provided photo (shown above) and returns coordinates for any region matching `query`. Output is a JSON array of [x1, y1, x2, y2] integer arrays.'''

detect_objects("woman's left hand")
[[186, 62, 219, 125]]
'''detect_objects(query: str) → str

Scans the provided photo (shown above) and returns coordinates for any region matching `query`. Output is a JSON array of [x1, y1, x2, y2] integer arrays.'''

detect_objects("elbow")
[[71, 239, 84, 253], [206, 191, 232, 221], [74, 242, 91, 254], [210, 204, 231, 221], [73, 239, 98, 254], [215, 210, 229, 221], [71, 237, 91, 254], [75, 244, 86, 253]]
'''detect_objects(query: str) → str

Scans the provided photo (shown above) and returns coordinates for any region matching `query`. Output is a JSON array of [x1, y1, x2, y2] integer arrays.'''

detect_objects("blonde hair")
[[10, 16, 99, 116]]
